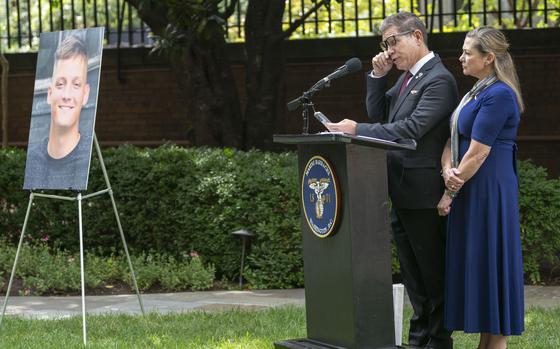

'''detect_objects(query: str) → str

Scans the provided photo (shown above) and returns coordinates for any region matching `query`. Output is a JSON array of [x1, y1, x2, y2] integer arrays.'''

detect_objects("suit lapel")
[[389, 55, 441, 122]]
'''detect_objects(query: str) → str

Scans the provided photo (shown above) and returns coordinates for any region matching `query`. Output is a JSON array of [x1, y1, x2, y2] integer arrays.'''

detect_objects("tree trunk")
[[169, 23, 243, 147], [125, 0, 243, 147], [0, 53, 8, 148], [243, 0, 287, 149]]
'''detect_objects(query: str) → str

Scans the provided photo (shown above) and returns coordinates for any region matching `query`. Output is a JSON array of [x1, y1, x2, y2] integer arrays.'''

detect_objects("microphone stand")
[[294, 79, 331, 134], [287, 60, 359, 133], [301, 93, 313, 135]]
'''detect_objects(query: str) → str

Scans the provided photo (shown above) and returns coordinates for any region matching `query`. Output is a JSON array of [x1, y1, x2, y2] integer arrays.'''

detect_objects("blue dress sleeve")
[[471, 85, 516, 147]]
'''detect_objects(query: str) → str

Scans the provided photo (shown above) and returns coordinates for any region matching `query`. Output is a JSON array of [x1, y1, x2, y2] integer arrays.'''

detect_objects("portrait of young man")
[[23, 28, 103, 191]]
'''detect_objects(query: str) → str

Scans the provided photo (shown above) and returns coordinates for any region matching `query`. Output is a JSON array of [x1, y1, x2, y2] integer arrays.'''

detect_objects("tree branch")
[[519, 0, 527, 27], [125, 0, 170, 35], [282, 0, 331, 40], [220, 0, 239, 20]]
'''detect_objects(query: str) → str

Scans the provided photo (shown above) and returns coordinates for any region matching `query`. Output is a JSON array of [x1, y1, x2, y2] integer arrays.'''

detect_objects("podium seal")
[[301, 155, 340, 238]]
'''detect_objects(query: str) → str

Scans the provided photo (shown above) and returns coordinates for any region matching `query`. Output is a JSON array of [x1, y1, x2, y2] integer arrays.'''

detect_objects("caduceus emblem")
[[308, 178, 330, 219]]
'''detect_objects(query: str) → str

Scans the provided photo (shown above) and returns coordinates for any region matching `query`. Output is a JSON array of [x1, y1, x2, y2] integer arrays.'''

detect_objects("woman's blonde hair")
[[466, 27, 525, 112]]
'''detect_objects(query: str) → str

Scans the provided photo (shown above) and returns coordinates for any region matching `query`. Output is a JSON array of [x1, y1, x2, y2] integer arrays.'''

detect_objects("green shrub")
[[85, 250, 127, 283], [184, 252, 216, 291], [131, 252, 162, 290], [130, 251, 215, 291], [1, 243, 81, 294], [0, 243, 215, 295], [1, 147, 558, 288], [0, 146, 301, 288], [518, 160, 560, 284]]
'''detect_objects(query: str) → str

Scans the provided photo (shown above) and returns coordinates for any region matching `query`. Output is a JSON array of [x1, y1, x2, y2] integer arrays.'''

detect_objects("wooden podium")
[[273, 133, 416, 349]]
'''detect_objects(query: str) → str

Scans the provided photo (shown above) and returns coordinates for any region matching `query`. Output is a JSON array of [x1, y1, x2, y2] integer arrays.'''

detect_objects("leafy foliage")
[[1, 0, 147, 52], [0, 147, 558, 288], [131, 251, 215, 291], [0, 145, 302, 288], [3, 0, 559, 52], [147, 0, 228, 54], [518, 160, 560, 284], [0, 242, 215, 295]]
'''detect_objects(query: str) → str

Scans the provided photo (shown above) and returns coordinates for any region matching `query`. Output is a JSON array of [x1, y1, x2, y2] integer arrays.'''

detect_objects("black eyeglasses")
[[380, 31, 413, 51]]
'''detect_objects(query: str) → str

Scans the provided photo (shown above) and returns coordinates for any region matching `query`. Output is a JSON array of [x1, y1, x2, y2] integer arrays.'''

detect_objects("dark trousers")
[[392, 207, 452, 349]]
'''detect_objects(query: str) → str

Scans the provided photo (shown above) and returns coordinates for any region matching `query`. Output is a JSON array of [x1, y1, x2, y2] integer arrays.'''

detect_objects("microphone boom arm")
[[286, 77, 331, 112], [286, 57, 362, 133]]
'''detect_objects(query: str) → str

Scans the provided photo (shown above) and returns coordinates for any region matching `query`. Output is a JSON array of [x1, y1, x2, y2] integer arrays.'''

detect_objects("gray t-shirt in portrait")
[[23, 135, 93, 191]]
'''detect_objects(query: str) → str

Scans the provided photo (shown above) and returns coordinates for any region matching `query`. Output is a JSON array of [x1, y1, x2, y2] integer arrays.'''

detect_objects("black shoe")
[[424, 338, 453, 349]]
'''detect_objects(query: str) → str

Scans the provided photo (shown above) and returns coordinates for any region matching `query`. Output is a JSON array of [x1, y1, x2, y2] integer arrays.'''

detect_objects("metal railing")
[[0, 0, 150, 51], [1, 0, 558, 51]]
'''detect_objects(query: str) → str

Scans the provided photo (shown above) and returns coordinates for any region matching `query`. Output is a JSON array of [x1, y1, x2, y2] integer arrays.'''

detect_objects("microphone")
[[323, 57, 363, 83], [287, 57, 363, 111]]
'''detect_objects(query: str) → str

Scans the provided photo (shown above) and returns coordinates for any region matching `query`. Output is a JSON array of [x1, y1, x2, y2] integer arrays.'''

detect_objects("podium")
[[273, 133, 416, 349]]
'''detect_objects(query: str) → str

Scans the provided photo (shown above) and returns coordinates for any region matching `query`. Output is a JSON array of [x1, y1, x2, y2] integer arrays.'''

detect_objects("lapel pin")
[[410, 90, 418, 95], [417, 72, 423, 78]]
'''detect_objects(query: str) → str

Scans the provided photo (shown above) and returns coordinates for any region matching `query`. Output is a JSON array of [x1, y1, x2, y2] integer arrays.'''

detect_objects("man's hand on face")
[[371, 51, 393, 77]]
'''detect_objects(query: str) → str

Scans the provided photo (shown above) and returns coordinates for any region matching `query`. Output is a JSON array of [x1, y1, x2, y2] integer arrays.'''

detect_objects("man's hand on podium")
[[325, 119, 357, 135]]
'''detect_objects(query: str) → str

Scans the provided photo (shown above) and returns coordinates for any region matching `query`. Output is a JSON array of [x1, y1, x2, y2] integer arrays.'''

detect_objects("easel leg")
[[78, 193, 87, 345], [107, 188, 146, 314], [94, 135, 145, 315], [0, 193, 35, 328]]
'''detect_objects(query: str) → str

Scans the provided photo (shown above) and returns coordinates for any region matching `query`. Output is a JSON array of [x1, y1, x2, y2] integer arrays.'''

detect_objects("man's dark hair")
[[380, 12, 428, 46]]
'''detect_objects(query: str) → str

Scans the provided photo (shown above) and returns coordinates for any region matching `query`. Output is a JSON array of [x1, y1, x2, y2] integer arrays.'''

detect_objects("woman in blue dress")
[[437, 27, 525, 349]]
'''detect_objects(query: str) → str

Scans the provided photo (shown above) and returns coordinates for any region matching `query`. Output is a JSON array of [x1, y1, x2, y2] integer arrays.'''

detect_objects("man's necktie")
[[398, 71, 413, 96]]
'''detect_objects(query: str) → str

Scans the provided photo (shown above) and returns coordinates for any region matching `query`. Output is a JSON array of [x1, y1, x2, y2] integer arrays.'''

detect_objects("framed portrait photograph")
[[23, 27, 104, 191]]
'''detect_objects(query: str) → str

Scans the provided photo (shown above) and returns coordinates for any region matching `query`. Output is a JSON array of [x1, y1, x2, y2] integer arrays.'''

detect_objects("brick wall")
[[4, 49, 188, 146], [2, 28, 559, 175]]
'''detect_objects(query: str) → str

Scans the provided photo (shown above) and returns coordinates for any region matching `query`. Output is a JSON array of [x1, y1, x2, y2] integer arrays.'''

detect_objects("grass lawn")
[[0, 306, 558, 348]]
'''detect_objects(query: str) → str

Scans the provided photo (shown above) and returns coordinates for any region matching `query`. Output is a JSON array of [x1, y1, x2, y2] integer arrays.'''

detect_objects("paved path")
[[2, 289, 305, 319], [2, 286, 558, 319]]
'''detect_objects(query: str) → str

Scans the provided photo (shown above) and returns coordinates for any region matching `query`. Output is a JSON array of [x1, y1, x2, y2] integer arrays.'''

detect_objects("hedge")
[[0, 146, 302, 289], [0, 242, 215, 295], [0, 146, 558, 288], [518, 160, 560, 283]]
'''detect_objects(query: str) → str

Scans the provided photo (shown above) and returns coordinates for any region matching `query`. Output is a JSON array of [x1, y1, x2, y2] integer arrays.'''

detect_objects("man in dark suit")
[[326, 12, 458, 349]]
